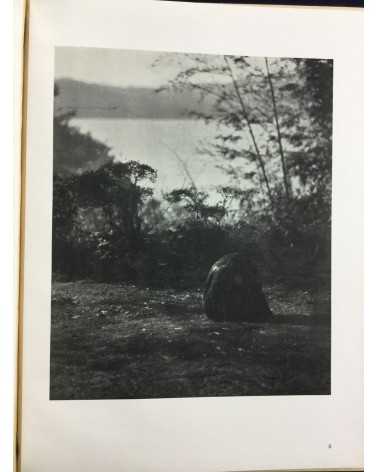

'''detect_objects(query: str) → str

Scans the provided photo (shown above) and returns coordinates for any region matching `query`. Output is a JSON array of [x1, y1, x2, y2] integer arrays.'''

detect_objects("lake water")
[[71, 118, 233, 195]]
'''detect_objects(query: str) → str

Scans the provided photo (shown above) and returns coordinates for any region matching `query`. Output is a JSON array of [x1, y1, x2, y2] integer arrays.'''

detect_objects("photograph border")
[[18, 1, 363, 471]]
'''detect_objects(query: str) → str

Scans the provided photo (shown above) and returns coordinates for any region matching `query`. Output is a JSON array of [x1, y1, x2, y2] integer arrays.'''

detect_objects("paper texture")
[[20, 1, 363, 470]]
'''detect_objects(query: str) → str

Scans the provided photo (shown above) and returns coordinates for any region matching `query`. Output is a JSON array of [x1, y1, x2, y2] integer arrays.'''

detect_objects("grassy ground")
[[50, 281, 331, 400]]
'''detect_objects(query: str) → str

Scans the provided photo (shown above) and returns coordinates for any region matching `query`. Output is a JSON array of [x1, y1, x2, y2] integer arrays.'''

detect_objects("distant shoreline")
[[69, 116, 204, 121]]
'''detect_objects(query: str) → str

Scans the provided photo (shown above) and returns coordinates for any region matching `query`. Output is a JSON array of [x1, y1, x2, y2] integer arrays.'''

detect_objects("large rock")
[[203, 253, 273, 322]]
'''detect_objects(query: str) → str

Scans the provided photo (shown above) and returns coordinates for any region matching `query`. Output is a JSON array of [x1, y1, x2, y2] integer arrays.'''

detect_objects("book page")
[[20, 1, 363, 470]]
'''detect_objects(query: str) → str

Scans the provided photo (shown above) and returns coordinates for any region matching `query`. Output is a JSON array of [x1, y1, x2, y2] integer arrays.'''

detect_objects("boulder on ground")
[[203, 253, 273, 322]]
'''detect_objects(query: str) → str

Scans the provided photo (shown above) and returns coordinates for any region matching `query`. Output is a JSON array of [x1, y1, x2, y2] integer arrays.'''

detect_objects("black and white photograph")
[[51, 47, 332, 400]]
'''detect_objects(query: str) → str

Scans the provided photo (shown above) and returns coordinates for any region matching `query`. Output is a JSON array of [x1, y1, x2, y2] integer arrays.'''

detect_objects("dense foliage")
[[52, 56, 332, 289]]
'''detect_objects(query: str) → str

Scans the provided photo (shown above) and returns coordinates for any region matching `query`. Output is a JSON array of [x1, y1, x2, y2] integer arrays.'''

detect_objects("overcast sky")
[[55, 46, 270, 89], [55, 47, 180, 88]]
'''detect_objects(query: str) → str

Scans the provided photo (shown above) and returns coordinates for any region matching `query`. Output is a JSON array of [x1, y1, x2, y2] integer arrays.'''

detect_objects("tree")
[[157, 55, 298, 213], [165, 187, 225, 224], [79, 160, 157, 247], [157, 54, 332, 222], [53, 82, 159, 279], [54, 82, 113, 174], [156, 53, 333, 277]]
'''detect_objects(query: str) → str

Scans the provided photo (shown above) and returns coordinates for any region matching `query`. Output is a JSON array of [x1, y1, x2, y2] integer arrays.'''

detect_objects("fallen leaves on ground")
[[50, 281, 330, 400]]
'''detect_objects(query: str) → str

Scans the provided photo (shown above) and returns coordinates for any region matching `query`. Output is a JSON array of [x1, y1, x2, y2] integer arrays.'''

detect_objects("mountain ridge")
[[54, 78, 219, 120]]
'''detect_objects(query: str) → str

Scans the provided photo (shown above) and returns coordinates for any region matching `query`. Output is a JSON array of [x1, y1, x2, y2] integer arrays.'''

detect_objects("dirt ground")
[[50, 281, 331, 399]]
